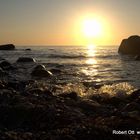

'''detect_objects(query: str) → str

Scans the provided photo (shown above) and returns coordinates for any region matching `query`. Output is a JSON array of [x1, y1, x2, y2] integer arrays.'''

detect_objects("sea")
[[0, 45, 140, 92]]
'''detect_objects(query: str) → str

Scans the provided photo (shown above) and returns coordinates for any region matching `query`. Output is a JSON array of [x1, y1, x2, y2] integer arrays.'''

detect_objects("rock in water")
[[50, 68, 62, 74], [118, 35, 140, 55], [134, 55, 140, 60], [0, 68, 7, 76], [0, 61, 12, 70], [33, 64, 46, 70], [0, 44, 15, 50], [25, 48, 31, 51], [16, 57, 36, 63], [31, 65, 53, 77]]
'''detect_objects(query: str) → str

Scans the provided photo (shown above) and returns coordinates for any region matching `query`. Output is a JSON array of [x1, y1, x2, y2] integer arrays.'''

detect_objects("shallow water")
[[0, 45, 140, 88]]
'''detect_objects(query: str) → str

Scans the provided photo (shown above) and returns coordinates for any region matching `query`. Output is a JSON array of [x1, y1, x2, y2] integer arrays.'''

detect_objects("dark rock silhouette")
[[50, 68, 62, 74], [16, 57, 36, 63], [118, 35, 140, 55], [134, 55, 140, 60], [0, 44, 15, 50], [31, 64, 53, 77], [25, 48, 31, 51], [33, 64, 46, 70], [0, 61, 13, 70], [128, 89, 140, 100]]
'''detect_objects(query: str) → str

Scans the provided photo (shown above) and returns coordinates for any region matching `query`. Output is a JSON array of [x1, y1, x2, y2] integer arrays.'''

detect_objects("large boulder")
[[31, 64, 53, 77], [118, 35, 140, 55], [0, 44, 15, 50], [16, 57, 36, 63]]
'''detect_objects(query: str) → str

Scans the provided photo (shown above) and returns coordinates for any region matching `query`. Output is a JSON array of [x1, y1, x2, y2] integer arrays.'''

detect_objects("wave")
[[48, 54, 87, 59], [47, 54, 119, 59]]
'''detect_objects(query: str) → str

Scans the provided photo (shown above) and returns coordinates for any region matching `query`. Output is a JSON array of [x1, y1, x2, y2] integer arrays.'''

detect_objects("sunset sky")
[[0, 0, 140, 46]]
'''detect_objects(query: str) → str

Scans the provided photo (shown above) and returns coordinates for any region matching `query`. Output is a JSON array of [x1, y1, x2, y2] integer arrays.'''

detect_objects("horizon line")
[[16, 44, 118, 47]]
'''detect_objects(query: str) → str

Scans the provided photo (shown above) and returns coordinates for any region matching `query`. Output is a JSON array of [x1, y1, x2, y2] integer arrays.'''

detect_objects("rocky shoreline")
[[0, 57, 140, 140]]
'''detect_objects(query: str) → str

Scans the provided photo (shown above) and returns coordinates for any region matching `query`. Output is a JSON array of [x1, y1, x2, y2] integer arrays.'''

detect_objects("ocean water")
[[0, 45, 140, 89]]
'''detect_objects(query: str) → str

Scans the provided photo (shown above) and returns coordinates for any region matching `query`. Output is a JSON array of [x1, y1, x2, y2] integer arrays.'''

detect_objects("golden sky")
[[1, 0, 140, 46]]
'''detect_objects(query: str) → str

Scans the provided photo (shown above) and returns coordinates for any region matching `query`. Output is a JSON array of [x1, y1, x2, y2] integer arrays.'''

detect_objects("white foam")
[[99, 82, 136, 97]]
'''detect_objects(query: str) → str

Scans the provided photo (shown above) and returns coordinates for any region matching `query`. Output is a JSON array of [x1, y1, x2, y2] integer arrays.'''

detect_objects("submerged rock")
[[134, 55, 140, 60], [0, 61, 13, 70], [31, 65, 53, 77], [118, 35, 140, 55], [16, 57, 36, 63], [0, 68, 7, 76], [0, 44, 15, 50], [0, 57, 5, 61]]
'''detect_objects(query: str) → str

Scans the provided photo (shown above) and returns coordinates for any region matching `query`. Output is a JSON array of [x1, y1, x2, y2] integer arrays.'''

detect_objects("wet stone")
[[0, 44, 15, 50], [50, 68, 62, 74], [31, 65, 53, 77], [25, 48, 31, 51], [0, 61, 13, 70], [129, 89, 140, 100], [59, 92, 78, 100], [33, 64, 46, 70], [122, 102, 140, 112], [16, 57, 36, 63]]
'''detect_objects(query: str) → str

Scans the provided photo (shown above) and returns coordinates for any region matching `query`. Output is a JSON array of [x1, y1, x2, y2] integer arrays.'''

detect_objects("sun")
[[83, 19, 102, 38], [74, 15, 109, 45]]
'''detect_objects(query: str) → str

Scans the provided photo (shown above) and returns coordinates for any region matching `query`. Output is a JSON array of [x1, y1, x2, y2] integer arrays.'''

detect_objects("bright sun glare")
[[83, 19, 102, 38], [75, 15, 108, 45]]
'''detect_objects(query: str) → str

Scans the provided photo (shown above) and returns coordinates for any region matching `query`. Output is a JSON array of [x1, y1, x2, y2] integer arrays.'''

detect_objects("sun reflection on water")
[[86, 59, 97, 65], [87, 44, 96, 56], [81, 44, 98, 77], [86, 44, 97, 65]]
